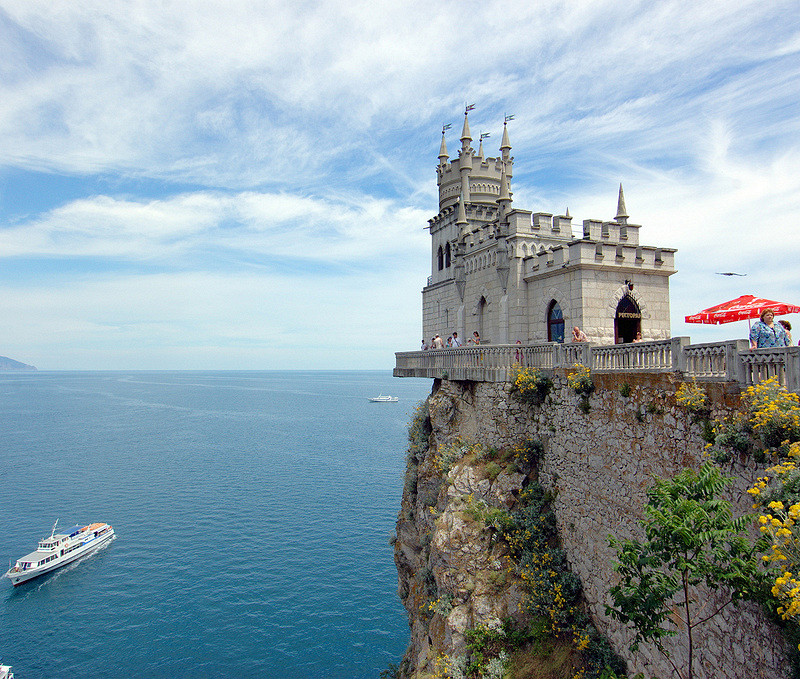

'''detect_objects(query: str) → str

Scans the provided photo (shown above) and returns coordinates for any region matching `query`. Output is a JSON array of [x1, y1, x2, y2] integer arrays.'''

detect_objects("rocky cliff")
[[393, 374, 788, 679]]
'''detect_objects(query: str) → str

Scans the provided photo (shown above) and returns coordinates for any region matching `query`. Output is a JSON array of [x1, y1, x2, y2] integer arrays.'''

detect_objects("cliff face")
[[393, 374, 788, 679]]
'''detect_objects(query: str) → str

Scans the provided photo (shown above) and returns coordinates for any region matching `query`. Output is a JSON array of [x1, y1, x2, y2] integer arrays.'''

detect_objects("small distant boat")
[[3, 520, 115, 587], [0, 663, 14, 679], [368, 394, 398, 402]]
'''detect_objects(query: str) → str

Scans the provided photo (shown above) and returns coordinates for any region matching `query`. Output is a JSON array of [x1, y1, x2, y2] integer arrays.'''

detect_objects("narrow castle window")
[[437, 246, 444, 271], [445, 243, 451, 268], [547, 300, 565, 343]]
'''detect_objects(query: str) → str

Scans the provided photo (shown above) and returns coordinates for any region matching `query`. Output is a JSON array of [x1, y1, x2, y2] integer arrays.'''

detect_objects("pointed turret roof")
[[461, 113, 472, 144], [498, 167, 511, 203], [456, 193, 468, 225], [438, 131, 449, 164], [500, 122, 511, 151], [477, 137, 484, 160], [615, 183, 628, 224]]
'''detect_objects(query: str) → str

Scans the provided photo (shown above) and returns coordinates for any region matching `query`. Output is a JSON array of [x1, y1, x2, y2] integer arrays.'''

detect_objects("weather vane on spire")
[[480, 132, 490, 141], [504, 114, 515, 124], [465, 103, 475, 115], [442, 123, 452, 134]]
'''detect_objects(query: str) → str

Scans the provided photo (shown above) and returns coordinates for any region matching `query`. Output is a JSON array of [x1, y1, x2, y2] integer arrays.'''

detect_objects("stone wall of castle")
[[394, 374, 788, 678]]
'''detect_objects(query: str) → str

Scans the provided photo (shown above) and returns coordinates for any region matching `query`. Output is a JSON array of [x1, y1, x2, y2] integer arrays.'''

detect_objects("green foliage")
[[407, 400, 431, 462], [581, 627, 627, 678], [675, 380, 709, 416], [567, 363, 595, 396], [511, 366, 554, 405], [578, 396, 592, 414], [497, 482, 622, 679], [607, 462, 764, 679], [464, 619, 525, 678], [379, 662, 399, 679], [475, 445, 500, 462], [706, 414, 752, 463], [619, 383, 632, 398], [513, 438, 544, 466], [405, 400, 431, 498], [462, 494, 514, 534], [645, 401, 663, 416], [485, 461, 502, 481]]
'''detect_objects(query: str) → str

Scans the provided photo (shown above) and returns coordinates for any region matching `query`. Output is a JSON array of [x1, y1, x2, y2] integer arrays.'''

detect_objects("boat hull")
[[4, 525, 115, 586]]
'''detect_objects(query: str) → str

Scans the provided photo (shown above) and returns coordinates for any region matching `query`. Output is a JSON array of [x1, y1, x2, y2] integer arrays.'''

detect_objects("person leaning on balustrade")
[[750, 309, 789, 348], [571, 326, 587, 342], [779, 320, 793, 345]]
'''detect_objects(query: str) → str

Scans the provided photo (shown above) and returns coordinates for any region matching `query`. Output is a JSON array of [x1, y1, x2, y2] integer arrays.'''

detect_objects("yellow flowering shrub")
[[676, 380, 709, 414], [749, 442, 800, 624], [511, 365, 553, 405], [567, 363, 594, 396], [743, 377, 800, 450]]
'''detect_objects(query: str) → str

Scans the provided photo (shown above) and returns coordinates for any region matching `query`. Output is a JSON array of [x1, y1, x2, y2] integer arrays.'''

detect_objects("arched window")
[[547, 300, 565, 343], [437, 246, 444, 271], [445, 243, 451, 268], [615, 294, 641, 343]]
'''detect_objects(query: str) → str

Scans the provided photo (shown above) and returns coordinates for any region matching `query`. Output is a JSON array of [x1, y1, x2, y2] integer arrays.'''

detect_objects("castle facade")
[[422, 112, 676, 345]]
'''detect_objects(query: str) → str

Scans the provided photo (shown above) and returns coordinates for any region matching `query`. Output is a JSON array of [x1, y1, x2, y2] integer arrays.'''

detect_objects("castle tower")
[[437, 110, 514, 211], [422, 114, 676, 346]]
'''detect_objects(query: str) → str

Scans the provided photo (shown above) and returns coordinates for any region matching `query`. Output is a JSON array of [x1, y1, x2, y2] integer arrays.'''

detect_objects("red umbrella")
[[685, 294, 800, 325]]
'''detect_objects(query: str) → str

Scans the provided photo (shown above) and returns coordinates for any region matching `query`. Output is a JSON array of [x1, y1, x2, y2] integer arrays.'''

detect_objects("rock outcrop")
[[393, 374, 788, 679]]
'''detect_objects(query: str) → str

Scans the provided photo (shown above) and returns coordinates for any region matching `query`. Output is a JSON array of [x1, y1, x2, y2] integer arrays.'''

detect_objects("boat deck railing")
[[394, 338, 800, 392]]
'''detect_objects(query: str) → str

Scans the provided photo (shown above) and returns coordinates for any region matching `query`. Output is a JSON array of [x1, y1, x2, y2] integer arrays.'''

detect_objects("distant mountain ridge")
[[0, 356, 37, 371]]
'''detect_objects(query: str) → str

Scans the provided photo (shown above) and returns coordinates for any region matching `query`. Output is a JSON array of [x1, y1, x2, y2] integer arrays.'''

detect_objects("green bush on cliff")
[[497, 482, 626, 679], [407, 399, 431, 461], [607, 463, 763, 679]]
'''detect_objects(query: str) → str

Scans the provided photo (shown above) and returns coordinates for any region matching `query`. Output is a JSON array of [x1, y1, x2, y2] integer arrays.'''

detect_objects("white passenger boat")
[[0, 663, 14, 679], [3, 520, 115, 586], [368, 394, 398, 402]]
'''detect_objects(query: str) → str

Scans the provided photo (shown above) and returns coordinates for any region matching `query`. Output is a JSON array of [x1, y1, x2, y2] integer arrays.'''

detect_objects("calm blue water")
[[0, 371, 430, 679]]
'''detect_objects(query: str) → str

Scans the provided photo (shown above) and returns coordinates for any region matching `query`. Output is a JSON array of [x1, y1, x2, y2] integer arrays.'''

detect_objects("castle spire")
[[456, 192, 470, 239], [498, 166, 512, 222], [477, 132, 490, 161], [461, 104, 474, 153], [456, 192, 468, 224], [500, 115, 513, 162], [438, 131, 449, 165], [615, 183, 628, 224]]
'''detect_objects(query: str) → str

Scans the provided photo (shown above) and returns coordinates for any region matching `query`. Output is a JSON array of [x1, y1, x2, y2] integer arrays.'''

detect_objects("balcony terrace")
[[394, 338, 800, 392]]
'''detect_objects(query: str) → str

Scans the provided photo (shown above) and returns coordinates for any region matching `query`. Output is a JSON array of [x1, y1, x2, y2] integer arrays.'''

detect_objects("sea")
[[0, 371, 432, 679]]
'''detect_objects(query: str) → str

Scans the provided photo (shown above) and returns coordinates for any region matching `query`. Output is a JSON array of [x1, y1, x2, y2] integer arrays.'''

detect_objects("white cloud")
[[0, 190, 430, 264], [0, 0, 799, 367]]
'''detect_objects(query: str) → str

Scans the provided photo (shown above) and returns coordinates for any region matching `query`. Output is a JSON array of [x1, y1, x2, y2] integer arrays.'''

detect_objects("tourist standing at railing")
[[571, 326, 587, 342], [452, 332, 461, 347], [469, 331, 481, 345], [421, 339, 429, 350], [779, 320, 793, 345], [633, 331, 643, 342], [433, 334, 445, 349], [750, 309, 789, 348]]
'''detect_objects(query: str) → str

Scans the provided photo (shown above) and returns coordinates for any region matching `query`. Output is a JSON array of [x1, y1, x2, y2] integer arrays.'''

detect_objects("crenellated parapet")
[[522, 239, 676, 280], [438, 155, 513, 210]]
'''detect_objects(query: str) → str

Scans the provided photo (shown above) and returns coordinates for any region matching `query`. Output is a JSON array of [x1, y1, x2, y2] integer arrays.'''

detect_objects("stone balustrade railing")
[[394, 338, 800, 392]]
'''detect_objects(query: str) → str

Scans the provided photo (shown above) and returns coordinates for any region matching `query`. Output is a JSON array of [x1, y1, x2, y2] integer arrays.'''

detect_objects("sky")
[[1, 0, 799, 370]]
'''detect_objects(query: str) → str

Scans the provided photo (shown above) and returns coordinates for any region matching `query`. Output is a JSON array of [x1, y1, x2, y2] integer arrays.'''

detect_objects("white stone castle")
[[423, 110, 676, 346]]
